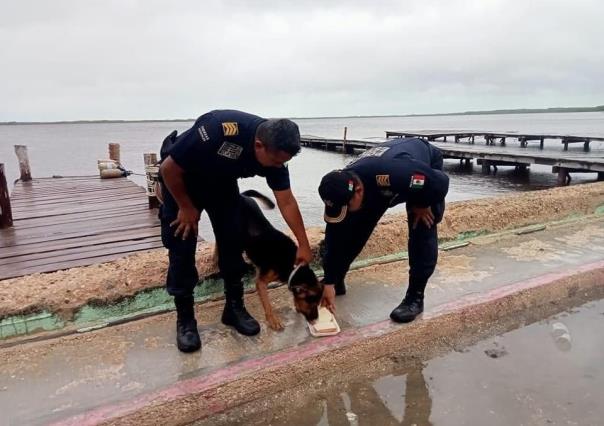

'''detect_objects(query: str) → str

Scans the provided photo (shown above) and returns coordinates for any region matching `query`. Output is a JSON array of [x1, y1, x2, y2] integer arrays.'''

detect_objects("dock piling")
[[556, 168, 571, 186], [14, 145, 32, 181], [143, 153, 160, 209], [0, 163, 13, 229], [109, 143, 121, 165]]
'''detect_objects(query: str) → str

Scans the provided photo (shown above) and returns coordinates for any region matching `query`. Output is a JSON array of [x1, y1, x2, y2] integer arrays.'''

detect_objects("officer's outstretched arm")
[[273, 189, 313, 264]]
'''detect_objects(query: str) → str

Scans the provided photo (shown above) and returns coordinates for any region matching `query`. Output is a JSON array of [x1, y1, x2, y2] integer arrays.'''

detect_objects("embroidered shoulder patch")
[[217, 142, 243, 159], [376, 174, 390, 187], [197, 125, 210, 142], [409, 174, 425, 189], [348, 146, 390, 166], [222, 122, 239, 137]]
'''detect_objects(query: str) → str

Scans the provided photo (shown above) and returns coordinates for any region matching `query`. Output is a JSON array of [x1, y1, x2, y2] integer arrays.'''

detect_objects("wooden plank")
[[0, 242, 165, 280], [2, 236, 163, 266], [13, 188, 145, 200], [11, 199, 149, 220], [0, 228, 162, 258], [9, 193, 145, 210], [10, 208, 155, 230], [0, 222, 161, 249], [3, 214, 158, 242]]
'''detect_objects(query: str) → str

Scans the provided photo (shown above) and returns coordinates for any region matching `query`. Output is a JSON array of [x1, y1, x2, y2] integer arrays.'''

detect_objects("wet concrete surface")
[[221, 298, 604, 426], [1, 218, 604, 425]]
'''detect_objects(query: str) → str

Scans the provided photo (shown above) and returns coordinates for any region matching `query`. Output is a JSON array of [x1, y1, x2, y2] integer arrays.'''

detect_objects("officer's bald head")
[[256, 119, 301, 156]]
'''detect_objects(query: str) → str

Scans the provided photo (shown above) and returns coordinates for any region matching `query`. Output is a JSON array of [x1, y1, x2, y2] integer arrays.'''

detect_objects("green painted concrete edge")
[[3, 205, 604, 340]]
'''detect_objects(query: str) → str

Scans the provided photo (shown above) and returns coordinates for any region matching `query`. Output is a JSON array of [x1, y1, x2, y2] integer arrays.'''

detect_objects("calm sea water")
[[1, 112, 603, 231]]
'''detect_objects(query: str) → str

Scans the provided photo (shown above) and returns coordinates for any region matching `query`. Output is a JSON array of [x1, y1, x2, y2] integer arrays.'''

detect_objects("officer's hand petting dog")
[[296, 244, 313, 265]]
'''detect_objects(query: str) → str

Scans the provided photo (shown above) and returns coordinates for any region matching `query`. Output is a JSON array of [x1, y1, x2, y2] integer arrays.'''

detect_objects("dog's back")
[[240, 190, 297, 281]]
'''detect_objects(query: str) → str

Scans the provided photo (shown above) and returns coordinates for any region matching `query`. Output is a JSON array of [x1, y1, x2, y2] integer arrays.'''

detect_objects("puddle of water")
[[233, 299, 604, 426]]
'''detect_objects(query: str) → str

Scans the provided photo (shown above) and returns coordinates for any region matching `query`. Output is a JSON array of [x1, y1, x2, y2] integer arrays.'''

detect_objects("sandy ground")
[[1, 182, 604, 320]]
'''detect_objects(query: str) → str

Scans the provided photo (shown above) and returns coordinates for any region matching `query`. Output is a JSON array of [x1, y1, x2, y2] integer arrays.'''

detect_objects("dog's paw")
[[266, 313, 285, 331]]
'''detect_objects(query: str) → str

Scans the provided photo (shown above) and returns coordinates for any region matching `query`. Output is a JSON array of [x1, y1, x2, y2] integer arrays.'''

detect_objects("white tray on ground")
[[307, 307, 341, 337]]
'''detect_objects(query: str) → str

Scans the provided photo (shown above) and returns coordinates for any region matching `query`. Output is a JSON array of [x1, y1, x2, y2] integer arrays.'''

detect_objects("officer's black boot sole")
[[222, 304, 261, 336]]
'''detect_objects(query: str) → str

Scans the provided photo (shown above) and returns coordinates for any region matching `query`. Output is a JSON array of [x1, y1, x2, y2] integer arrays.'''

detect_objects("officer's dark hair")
[[256, 119, 301, 156]]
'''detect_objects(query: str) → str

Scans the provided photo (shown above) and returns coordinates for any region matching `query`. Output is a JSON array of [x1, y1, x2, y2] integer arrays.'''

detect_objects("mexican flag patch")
[[409, 174, 425, 189]]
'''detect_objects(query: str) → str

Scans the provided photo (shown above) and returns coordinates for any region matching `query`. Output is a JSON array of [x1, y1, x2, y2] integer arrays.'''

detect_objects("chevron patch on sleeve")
[[221, 122, 239, 137]]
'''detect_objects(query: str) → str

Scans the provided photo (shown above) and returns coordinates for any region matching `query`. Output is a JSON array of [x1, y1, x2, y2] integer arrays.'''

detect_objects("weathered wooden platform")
[[384, 130, 604, 151], [0, 176, 162, 280], [300, 135, 604, 183]]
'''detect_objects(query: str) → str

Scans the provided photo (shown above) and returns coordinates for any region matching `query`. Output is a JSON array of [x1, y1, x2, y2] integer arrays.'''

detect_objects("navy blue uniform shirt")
[[167, 110, 290, 191], [345, 138, 449, 208]]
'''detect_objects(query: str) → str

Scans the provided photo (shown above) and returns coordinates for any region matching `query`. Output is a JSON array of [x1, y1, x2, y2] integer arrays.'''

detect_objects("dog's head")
[[288, 265, 323, 322]]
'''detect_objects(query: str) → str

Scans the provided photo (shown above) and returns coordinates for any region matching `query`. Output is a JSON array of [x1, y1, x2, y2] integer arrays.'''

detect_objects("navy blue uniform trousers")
[[159, 179, 247, 299]]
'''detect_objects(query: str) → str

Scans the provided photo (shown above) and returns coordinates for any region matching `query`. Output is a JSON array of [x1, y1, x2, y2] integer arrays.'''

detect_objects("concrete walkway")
[[2, 216, 604, 425]]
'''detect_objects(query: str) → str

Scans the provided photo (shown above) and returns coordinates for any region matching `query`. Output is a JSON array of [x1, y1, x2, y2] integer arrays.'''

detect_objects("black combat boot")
[[174, 295, 201, 353], [390, 290, 424, 323], [222, 298, 261, 336]]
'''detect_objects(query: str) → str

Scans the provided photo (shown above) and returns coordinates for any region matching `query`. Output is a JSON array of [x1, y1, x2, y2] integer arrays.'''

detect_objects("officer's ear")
[[254, 138, 266, 151]]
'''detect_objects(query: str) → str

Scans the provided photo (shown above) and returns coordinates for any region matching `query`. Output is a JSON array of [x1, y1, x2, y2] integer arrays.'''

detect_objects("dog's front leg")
[[256, 274, 284, 331]]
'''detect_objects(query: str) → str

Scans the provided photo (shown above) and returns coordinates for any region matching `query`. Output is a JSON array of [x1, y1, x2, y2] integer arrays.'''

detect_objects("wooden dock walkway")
[[0, 176, 162, 280], [384, 130, 604, 151], [300, 134, 604, 183]]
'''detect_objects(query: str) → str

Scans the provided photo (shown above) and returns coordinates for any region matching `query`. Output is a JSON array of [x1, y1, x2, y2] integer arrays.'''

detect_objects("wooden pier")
[[384, 130, 604, 152], [300, 133, 604, 185], [0, 176, 162, 280], [0, 144, 163, 281]]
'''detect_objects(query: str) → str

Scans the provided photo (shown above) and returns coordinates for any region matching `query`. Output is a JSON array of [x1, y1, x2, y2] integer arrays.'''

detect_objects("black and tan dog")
[[157, 183, 323, 330], [237, 190, 323, 330]]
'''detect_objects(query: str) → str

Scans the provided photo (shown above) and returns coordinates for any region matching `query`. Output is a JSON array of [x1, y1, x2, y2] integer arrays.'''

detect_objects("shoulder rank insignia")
[[410, 174, 425, 189], [217, 142, 243, 159], [222, 122, 239, 137], [376, 174, 390, 187]]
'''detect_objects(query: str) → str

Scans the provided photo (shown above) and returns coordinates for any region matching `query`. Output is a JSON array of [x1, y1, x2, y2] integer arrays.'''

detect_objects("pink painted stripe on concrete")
[[53, 259, 604, 426]]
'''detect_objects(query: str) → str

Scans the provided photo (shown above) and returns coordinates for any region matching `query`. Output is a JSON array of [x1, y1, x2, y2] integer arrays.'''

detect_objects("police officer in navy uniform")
[[318, 137, 449, 322], [159, 110, 312, 353]]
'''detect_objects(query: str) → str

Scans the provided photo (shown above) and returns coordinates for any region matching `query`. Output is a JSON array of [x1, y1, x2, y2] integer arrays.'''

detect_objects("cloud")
[[0, 0, 602, 120]]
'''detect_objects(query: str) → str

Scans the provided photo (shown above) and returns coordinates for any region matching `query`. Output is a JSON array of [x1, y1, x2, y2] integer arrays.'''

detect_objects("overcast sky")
[[1, 0, 602, 121]]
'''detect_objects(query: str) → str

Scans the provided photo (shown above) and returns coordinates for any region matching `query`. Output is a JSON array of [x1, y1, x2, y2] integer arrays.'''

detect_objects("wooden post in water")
[[556, 167, 570, 186], [342, 126, 354, 154], [109, 143, 121, 165], [14, 145, 32, 181], [144, 153, 160, 209], [0, 163, 13, 229]]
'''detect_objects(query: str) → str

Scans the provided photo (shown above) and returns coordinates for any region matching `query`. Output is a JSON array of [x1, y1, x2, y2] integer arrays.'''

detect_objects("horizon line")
[[1, 104, 602, 125]]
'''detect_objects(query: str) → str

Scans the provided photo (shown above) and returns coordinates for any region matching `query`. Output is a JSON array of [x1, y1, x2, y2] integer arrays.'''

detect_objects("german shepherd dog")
[[156, 184, 323, 329], [237, 190, 323, 330]]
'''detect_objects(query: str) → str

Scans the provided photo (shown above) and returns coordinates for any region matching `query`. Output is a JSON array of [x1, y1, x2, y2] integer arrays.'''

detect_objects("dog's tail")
[[242, 189, 275, 210]]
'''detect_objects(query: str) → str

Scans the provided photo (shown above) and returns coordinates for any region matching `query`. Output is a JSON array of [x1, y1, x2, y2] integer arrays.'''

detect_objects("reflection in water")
[[277, 363, 432, 426]]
